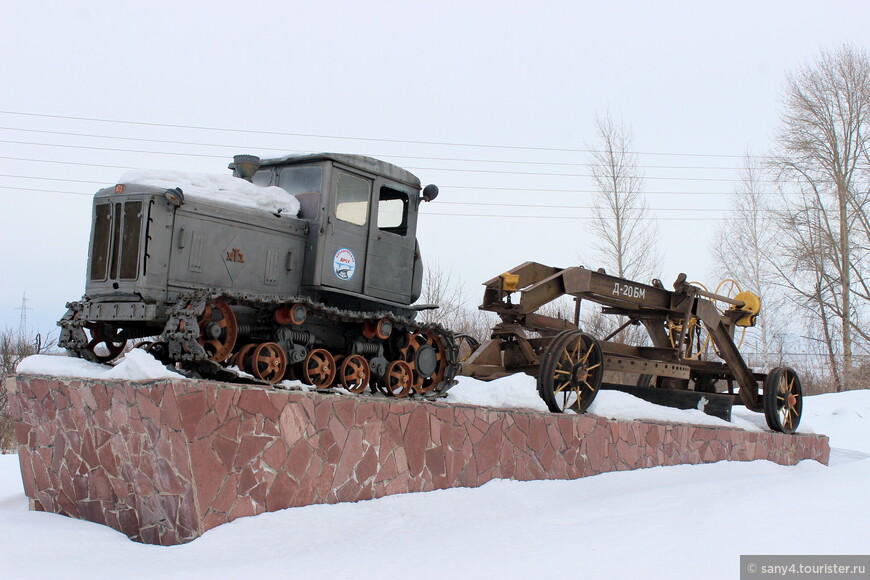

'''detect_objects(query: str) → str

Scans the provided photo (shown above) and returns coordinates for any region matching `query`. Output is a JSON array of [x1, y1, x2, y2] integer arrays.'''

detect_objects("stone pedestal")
[[7, 375, 829, 545]]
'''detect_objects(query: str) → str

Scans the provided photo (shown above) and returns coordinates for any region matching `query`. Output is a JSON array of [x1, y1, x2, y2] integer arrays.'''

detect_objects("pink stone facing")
[[7, 375, 830, 546]]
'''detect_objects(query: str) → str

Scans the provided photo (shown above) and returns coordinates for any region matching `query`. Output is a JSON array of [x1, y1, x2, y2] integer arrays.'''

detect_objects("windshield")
[[278, 165, 322, 196]]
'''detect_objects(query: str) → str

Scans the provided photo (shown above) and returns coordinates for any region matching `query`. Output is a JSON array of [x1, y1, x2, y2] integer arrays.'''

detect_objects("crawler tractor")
[[59, 154, 459, 397]]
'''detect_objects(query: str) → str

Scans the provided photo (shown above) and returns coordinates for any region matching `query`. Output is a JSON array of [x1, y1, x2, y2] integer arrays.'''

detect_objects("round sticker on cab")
[[333, 248, 356, 280]]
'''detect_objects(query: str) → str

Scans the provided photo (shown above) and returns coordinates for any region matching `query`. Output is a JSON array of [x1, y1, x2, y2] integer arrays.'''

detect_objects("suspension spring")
[[236, 323, 263, 336], [287, 329, 312, 344], [351, 341, 381, 356]]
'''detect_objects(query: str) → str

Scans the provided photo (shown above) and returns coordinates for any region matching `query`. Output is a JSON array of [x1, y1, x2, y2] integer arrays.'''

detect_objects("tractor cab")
[[232, 153, 437, 310]]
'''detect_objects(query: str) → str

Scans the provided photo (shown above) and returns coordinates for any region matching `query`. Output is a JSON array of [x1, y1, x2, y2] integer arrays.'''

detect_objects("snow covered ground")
[[4, 355, 870, 579]]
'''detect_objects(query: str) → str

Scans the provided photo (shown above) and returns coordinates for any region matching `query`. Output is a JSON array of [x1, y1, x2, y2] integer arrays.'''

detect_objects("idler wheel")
[[302, 348, 336, 389], [197, 300, 238, 362], [250, 342, 287, 384], [383, 360, 413, 398], [763, 366, 803, 433], [400, 331, 448, 394], [537, 331, 603, 413], [73, 313, 126, 363], [339, 354, 371, 394]]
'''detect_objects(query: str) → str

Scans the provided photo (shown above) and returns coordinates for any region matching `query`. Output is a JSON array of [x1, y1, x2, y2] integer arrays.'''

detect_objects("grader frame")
[[462, 262, 802, 433]]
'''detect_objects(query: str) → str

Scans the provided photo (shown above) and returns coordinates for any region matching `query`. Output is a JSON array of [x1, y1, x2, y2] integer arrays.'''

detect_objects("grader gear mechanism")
[[462, 262, 802, 433]]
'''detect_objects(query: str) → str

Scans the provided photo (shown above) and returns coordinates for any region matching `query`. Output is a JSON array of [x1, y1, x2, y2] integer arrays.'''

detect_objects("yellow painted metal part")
[[732, 290, 761, 327], [500, 273, 520, 292]]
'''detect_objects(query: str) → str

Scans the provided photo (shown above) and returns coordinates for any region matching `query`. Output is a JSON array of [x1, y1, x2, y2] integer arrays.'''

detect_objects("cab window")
[[377, 187, 409, 236], [335, 172, 370, 226]]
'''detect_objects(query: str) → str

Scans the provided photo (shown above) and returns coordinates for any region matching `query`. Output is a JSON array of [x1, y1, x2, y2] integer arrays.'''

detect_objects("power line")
[[0, 144, 750, 183], [438, 185, 798, 196], [0, 174, 104, 184], [440, 200, 726, 212], [0, 140, 222, 160], [0, 155, 136, 170], [421, 211, 723, 222], [0, 109, 762, 160], [0, 171, 796, 199], [0, 126, 745, 171], [403, 165, 749, 182], [0, 185, 91, 196], [0, 180, 729, 217]]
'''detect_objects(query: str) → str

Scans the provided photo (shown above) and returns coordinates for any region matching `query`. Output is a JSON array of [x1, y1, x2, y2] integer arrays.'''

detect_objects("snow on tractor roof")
[[118, 169, 301, 216]]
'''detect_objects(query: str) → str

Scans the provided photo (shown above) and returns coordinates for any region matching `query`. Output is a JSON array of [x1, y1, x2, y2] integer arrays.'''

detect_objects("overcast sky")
[[2, 0, 868, 338]]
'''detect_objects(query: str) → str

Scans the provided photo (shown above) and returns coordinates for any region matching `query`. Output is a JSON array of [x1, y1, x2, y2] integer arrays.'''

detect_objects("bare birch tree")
[[586, 113, 662, 281], [772, 44, 870, 391], [581, 114, 661, 344], [711, 154, 787, 368]]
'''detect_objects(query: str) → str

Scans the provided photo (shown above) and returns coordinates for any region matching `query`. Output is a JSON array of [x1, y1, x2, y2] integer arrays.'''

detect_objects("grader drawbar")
[[461, 262, 802, 433]]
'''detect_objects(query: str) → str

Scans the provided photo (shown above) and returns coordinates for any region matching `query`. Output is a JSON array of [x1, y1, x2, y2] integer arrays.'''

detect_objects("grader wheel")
[[301, 348, 336, 389], [763, 366, 803, 433], [538, 331, 604, 414], [250, 342, 287, 384], [338, 354, 371, 394], [197, 300, 238, 362]]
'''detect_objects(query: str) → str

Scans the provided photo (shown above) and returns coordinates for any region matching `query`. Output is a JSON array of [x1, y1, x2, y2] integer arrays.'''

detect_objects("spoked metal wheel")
[[383, 360, 413, 398], [197, 300, 238, 362], [73, 313, 127, 363], [231, 343, 257, 373], [537, 331, 604, 413], [763, 366, 802, 433], [301, 348, 336, 389], [338, 354, 370, 394], [250, 342, 287, 384]]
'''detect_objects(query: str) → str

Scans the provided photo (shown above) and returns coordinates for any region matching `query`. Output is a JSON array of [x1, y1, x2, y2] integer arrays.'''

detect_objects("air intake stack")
[[231, 155, 261, 181]]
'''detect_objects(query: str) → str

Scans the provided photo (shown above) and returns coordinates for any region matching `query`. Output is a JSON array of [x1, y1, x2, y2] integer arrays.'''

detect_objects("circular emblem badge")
[[333, 248, 356, 280]]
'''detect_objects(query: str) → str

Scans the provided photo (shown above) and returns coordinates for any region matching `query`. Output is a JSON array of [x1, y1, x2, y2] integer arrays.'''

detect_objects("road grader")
[[461, 262, 802, 433]]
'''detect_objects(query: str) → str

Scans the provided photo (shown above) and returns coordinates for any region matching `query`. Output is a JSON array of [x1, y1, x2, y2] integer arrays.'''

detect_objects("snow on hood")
[[118, 170, 301, 217]]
